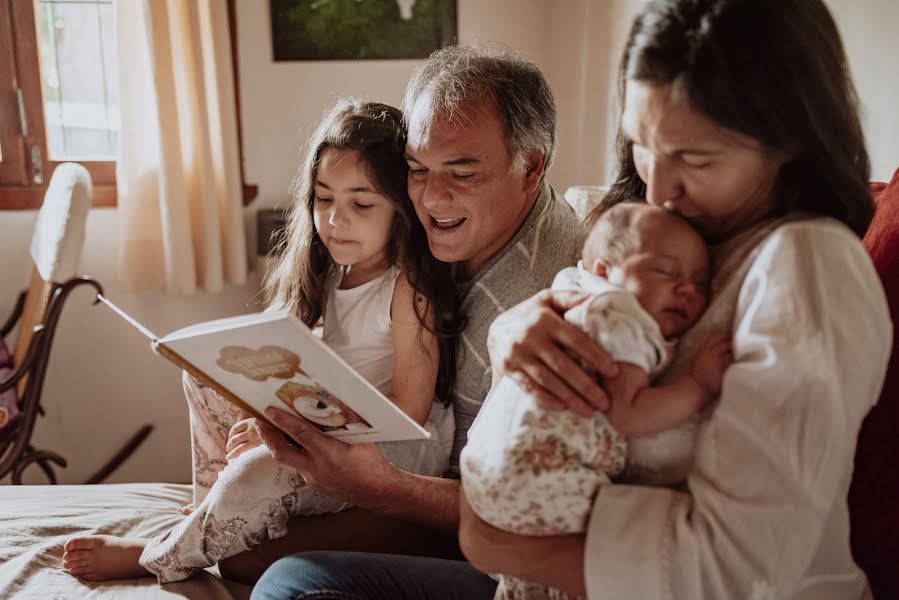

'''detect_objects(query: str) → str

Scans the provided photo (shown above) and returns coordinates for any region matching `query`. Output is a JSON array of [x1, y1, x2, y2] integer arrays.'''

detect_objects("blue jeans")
[[251, 551, 498, 600]]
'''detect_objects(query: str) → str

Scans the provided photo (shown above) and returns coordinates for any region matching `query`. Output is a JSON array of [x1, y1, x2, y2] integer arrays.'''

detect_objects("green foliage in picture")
[[270, 0, 457, 61]]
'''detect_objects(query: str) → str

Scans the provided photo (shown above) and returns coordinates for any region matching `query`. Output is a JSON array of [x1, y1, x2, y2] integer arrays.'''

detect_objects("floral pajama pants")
[[136, 373, 351, 583]]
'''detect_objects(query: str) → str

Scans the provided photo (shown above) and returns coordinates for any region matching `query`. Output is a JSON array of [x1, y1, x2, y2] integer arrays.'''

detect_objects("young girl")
[[62, 99, 462, 583]]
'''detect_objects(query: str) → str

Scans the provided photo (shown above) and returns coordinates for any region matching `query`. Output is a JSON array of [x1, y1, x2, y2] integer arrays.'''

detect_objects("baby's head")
[[583, 202, 710, 338]]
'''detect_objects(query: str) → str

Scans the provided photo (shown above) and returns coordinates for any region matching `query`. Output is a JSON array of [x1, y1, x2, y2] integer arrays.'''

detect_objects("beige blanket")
[[0, 483, 251, 600]]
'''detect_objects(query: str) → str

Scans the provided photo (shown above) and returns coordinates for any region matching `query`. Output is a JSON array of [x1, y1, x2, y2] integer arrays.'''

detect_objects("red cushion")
[[850, 168, 899, 598]]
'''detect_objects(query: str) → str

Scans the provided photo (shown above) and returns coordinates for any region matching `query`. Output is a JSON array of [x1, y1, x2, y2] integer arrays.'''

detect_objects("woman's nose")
[[644, 156, 684, 209]]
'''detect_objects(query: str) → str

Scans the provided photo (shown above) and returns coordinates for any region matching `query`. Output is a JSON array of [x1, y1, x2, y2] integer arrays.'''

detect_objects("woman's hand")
[[254, 408, 395, 508], [225, 412, 263, 461], [487, 289, 619, 416]]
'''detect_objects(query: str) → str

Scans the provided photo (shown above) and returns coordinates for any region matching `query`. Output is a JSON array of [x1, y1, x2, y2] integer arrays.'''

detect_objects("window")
[[0, 0, 255, 210]]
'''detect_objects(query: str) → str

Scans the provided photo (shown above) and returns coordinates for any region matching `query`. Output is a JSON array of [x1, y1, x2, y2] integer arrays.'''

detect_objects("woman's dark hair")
[[597, 0, 873, 238], [264, 98, 463, 406]]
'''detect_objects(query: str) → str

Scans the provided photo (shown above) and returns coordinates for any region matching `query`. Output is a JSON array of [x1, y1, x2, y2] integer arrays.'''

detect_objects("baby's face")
[[604, 212, 710, 338]]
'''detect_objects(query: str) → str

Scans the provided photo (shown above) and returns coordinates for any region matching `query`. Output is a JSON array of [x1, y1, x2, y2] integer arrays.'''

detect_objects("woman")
[[252, 0, 890, 597], [461, 0, 889, 598]]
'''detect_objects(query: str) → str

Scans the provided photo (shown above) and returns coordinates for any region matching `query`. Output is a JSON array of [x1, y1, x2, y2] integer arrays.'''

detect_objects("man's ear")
[[523, 151, 547, 193]]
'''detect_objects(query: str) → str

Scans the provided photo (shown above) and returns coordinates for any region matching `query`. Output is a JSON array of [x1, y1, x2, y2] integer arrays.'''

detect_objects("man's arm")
[[255, 408, 460, 533], [459, 489, 587, 596]]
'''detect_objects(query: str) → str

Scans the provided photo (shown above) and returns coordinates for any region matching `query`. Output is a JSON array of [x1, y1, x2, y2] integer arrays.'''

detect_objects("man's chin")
[[427, 243, 468, 265]]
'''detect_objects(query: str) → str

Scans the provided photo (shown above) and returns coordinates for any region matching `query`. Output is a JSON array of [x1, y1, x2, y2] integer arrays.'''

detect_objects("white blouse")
[[583, 218, 891, 599]]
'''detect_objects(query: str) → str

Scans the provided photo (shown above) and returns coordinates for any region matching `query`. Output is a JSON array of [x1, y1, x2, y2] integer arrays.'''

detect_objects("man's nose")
[[644, 155, 684, 209], [417, 172, 452, 210]]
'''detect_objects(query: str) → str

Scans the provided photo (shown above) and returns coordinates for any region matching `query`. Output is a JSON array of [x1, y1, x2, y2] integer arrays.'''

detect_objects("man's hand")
[[225, 412, 263, 461], [254, 407, 396, 509], [487, 289, 619, 416]]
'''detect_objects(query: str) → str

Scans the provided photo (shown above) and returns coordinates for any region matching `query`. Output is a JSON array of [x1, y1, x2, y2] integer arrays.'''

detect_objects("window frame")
[[0, 0, 257, 210]]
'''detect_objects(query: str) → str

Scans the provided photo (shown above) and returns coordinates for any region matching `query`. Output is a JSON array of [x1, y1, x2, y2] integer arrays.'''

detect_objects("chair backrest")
[[11, 164, 92, 379], [851, 168, 899, 599]]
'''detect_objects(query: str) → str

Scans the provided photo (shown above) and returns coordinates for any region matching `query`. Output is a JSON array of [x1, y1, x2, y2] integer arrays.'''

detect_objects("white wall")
[[826, 0, 899, 182], [0, 0, 895, 485]]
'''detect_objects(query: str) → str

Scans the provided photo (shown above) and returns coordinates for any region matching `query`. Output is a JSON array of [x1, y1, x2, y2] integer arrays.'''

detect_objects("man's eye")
[[408, 168, 427, 177], [453, 172, 475, 181]]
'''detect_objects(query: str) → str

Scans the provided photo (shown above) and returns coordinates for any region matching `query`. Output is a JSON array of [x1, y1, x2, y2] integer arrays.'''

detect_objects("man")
[[234, 44, 585, 595]]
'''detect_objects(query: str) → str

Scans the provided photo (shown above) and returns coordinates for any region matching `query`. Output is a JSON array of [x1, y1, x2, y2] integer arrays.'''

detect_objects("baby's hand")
[[689, 332, 733, 400]]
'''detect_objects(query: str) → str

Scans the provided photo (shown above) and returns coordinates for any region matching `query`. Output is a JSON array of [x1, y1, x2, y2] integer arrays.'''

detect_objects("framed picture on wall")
[[270, 0, 458, 61]]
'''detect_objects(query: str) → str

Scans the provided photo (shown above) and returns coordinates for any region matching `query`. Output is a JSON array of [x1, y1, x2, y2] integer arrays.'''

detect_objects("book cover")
[[101, 299, 431, 444]]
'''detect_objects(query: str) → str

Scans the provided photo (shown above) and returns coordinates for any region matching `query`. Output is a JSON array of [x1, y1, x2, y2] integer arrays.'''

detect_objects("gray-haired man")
[[242, 45, 583, 598]]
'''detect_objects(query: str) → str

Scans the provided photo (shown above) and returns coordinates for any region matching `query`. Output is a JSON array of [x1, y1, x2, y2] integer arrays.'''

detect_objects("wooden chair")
[[0, 163, 152, 484]]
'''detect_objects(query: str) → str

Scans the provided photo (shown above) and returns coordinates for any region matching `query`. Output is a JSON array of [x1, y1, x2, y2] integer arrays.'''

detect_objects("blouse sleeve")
[[582, 220, 892, 599]]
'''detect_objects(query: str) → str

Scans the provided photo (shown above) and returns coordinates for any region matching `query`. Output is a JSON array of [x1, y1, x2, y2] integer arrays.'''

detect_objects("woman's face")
[[622, 80, 788, 242]]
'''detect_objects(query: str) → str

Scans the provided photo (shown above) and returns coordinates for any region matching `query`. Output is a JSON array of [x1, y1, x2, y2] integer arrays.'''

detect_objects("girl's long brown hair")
[[264, 99, 463, 405]]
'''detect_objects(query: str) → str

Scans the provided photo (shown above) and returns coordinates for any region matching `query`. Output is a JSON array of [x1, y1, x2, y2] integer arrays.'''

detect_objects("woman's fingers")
[[513, 345, 603, 416], [490, 290, 616, 413]]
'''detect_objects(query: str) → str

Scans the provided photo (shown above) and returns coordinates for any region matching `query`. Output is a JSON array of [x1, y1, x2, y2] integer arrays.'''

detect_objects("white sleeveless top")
[[320, 264, 455, 477], [322, 266, 401, 396]]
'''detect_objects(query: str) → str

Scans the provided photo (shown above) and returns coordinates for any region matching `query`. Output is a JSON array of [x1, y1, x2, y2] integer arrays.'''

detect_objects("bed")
[[0, 482, 251, 599]]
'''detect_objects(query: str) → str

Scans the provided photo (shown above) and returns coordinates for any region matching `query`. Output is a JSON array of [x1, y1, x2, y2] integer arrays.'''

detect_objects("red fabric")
[[850, 169, 899, 598]]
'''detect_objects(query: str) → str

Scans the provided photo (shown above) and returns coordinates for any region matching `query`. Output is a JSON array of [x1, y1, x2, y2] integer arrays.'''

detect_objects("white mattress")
[[0, 482, 251, 599]]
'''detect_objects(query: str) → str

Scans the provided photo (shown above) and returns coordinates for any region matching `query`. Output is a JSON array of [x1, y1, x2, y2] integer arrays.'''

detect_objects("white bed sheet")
[[0, 482, 252, 600]]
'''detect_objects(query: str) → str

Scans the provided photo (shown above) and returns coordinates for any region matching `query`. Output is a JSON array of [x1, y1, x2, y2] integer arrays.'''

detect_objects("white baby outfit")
[[139, 265, 454, 583], [461, 263, 673, 600]]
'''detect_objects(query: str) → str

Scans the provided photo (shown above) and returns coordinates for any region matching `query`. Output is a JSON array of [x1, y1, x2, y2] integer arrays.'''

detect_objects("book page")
[[160, 310, 431, 443]]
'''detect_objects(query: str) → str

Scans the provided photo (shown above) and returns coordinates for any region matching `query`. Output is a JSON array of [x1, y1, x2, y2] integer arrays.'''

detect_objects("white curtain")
[[114, 0, 248, 294]]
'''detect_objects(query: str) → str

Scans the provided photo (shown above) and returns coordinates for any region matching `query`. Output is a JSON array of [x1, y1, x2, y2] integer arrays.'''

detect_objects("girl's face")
[[313, 148, 397, 278], [622, 80, 788, 242]]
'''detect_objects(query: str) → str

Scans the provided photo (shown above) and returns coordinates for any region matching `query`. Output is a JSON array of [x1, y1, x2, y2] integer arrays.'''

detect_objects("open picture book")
[[100, 298, 431, 443]]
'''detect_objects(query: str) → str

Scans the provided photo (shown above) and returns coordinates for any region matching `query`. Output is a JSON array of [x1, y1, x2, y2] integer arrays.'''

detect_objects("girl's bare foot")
[[62, 536, 151, 581]]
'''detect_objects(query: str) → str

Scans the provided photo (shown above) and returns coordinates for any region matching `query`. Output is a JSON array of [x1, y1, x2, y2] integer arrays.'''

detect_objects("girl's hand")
[[254, 408, 394, 507], [225, 412, 263, 461], [487, 289, 619, 416]]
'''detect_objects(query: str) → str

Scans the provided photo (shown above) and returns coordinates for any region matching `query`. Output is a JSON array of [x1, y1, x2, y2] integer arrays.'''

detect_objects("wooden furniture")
[[0, 163, 152, 484]]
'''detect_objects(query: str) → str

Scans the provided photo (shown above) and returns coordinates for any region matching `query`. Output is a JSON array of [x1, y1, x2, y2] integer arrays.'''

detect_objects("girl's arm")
[[387, 273, 438, 425]]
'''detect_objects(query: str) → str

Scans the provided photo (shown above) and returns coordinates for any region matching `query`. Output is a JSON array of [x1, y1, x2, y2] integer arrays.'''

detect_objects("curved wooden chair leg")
[[83, 424, 154, 484], [11, 445, 67, 484]]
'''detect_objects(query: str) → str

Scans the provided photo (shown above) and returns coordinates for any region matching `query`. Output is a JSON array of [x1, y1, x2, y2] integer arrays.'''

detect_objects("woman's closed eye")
[[314, 196, 333, 204], [354, 201, 374, 210], [680, 153, 713, 170]]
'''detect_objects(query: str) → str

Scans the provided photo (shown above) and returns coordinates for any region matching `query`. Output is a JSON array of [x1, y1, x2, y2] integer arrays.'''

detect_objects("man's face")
[[405, 95, 539, 276]]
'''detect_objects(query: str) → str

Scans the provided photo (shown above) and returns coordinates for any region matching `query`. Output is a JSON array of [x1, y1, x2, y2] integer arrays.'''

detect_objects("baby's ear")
[[589, 258, 609, 278]]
